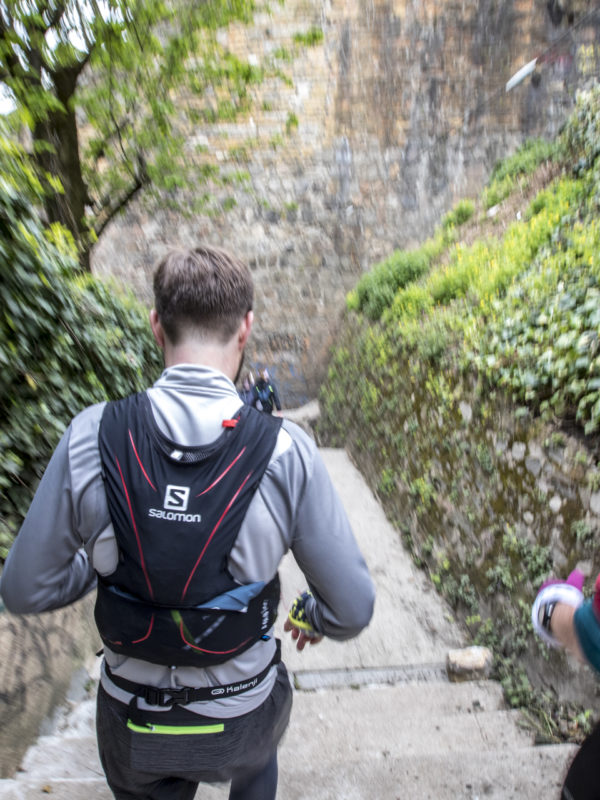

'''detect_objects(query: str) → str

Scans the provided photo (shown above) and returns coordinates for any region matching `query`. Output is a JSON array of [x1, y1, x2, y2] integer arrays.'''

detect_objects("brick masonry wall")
[[92, 0, 600, 406]]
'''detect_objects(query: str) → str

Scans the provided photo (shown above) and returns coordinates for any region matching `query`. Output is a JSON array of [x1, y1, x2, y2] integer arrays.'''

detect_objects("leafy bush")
[[562, 86, 600, 174], [350, 137, 562, 324], [474, 218, 600, 432], [385, 284, 433, 322], [483, 138, 558, 209], [467, 174, 599, 430], [483, 174, 516, 210], [442, 199, 475, 229], [318, 85, 600, 744], [0, 133, 162, 560], [352, 247, 432, 320]]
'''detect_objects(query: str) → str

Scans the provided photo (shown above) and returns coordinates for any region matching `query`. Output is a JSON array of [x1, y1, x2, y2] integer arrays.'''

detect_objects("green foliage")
[[351, 247, 432, 321], [0, 132, 161, 560], [476, 442, 494, 474], [409, 476, 436, 509], [588, 470, 600, 491], [501, 527, 553, 586], [444, 573, 478, 611], [471, 198, 600, 432], [483, 138, 559, 209], [286, 112, 299, 134], [486, 558, 514, 592], [292, 27, 324, 46], [273, 46, 293, 62], [378, 468, 397, 497], [562, 87, 600, 174], [572, 519, 595, 549], [0, 0, 285, 264], [354, 167, 572, 326], [490, 138, 557, 182], [385, 284, 434, 322], [441, 199, 475, 229], [318, 89, 600, 738], [482, 174, 515, 210]]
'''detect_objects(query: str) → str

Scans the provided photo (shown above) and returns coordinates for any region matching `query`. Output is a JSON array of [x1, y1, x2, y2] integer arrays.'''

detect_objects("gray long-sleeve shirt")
[[1, 365, 375, 717]]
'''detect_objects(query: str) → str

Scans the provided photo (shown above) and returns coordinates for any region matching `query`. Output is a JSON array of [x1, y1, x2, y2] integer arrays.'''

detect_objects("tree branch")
[[70, 44, 94, 79], [21, 3, 94, 91], [87, 113, 133, 166], [35, 2, 67, 33], [74, 2, 93, 51], [45, 3, 68, 32], [49, 43, 94, 101], [0, 4, 14, 31], [20, 6, 62, 84], [0, 11, 22, 81], [93, 164, 148, 240]]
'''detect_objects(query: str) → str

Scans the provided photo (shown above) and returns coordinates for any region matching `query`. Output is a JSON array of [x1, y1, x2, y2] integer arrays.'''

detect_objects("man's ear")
[[150, 309, 165, 349], [238, 310, 253, 349]]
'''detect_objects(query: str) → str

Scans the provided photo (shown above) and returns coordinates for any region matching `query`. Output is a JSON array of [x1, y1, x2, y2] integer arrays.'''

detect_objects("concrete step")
[[14, 705, 531, 781], [0, 679, 579, 799], [0, 743, 578, 800], [275, 744, 578, 800], [284, 684, 534, 759], [12, 680, 518, 779], [292, 669, 507, 709], [0, 779, 110, 800]]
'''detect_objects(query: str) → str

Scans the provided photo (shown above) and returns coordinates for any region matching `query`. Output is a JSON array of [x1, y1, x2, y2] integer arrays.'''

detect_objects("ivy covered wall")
[[317, 88, 600, 742]]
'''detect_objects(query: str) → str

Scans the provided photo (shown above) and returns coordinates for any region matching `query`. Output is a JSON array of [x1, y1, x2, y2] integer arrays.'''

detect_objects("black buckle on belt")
[[143, 686, 192, 707]]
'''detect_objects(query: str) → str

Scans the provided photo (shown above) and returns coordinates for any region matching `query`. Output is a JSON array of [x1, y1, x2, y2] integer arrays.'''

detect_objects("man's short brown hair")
[[153, 245, 253, 344]]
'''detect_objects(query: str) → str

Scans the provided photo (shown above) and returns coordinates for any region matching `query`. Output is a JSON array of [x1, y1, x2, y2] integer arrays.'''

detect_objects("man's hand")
[[283, 617, 323, 650], [284, 591, 324, 651]]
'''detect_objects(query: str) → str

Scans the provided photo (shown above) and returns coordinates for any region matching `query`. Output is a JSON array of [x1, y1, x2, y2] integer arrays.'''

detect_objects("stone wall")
[[0, 595, 99, 778], [315, 308, 600, 719], [92, 0, 600, 405]]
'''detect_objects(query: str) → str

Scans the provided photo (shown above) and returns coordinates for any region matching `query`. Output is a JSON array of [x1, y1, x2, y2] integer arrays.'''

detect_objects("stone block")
[[446, 646, 493, 683]]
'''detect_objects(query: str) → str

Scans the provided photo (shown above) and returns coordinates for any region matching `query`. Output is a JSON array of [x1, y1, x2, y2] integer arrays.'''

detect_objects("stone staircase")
[[0, 449, 578, 799], [0, 669, 577, 799]]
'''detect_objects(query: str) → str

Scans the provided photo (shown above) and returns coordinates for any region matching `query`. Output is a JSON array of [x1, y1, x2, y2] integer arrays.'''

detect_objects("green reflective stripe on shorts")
[[127, 720, 224, 735]]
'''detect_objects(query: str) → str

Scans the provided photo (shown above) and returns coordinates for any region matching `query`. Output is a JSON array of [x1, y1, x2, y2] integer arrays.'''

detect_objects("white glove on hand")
[[531, 569, 585, 648]]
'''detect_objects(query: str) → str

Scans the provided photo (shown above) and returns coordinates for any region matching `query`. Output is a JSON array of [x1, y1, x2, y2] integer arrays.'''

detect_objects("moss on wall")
[[317, 90, 600, 742]]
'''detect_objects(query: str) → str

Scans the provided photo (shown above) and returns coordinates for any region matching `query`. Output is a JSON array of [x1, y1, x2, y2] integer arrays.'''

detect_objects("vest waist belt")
[[105, 639, 281, 706]]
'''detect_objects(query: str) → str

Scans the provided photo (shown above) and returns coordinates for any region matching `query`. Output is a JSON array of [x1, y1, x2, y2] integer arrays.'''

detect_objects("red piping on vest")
[[181, 471, 253, 601], [196, 447, 246, 497], [128, 430, 157, 491], [115, 455, 155, 600], [178, 618, 253, 655], [132, 614, 155, 644]]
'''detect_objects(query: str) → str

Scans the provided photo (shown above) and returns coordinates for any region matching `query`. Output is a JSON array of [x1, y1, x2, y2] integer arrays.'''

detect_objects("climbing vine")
[[318, 88, 600, 741]]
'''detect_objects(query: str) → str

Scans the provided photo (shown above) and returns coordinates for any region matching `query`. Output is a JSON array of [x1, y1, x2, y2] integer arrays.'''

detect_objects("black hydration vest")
[[95, 392, 282, 667]]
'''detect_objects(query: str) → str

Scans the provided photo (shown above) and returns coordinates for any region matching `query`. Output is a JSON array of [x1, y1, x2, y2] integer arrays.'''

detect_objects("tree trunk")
[[33, 76, 90, 270]]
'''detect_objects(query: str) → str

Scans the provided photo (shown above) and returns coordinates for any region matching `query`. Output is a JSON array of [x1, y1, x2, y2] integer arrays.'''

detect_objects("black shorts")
[[96, 662, 292, 800]]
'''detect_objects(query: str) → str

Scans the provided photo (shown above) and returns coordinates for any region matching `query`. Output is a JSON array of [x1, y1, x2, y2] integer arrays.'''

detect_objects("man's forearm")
[[292, 450, 375, 640]]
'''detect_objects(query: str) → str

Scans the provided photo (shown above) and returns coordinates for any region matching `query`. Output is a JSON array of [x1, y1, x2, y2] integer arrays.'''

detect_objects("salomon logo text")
[[148, 508, 201, 523]]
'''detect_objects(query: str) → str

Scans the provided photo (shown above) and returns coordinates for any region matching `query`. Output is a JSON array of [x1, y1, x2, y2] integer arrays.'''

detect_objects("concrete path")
[[0, 448, 577, 799]]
